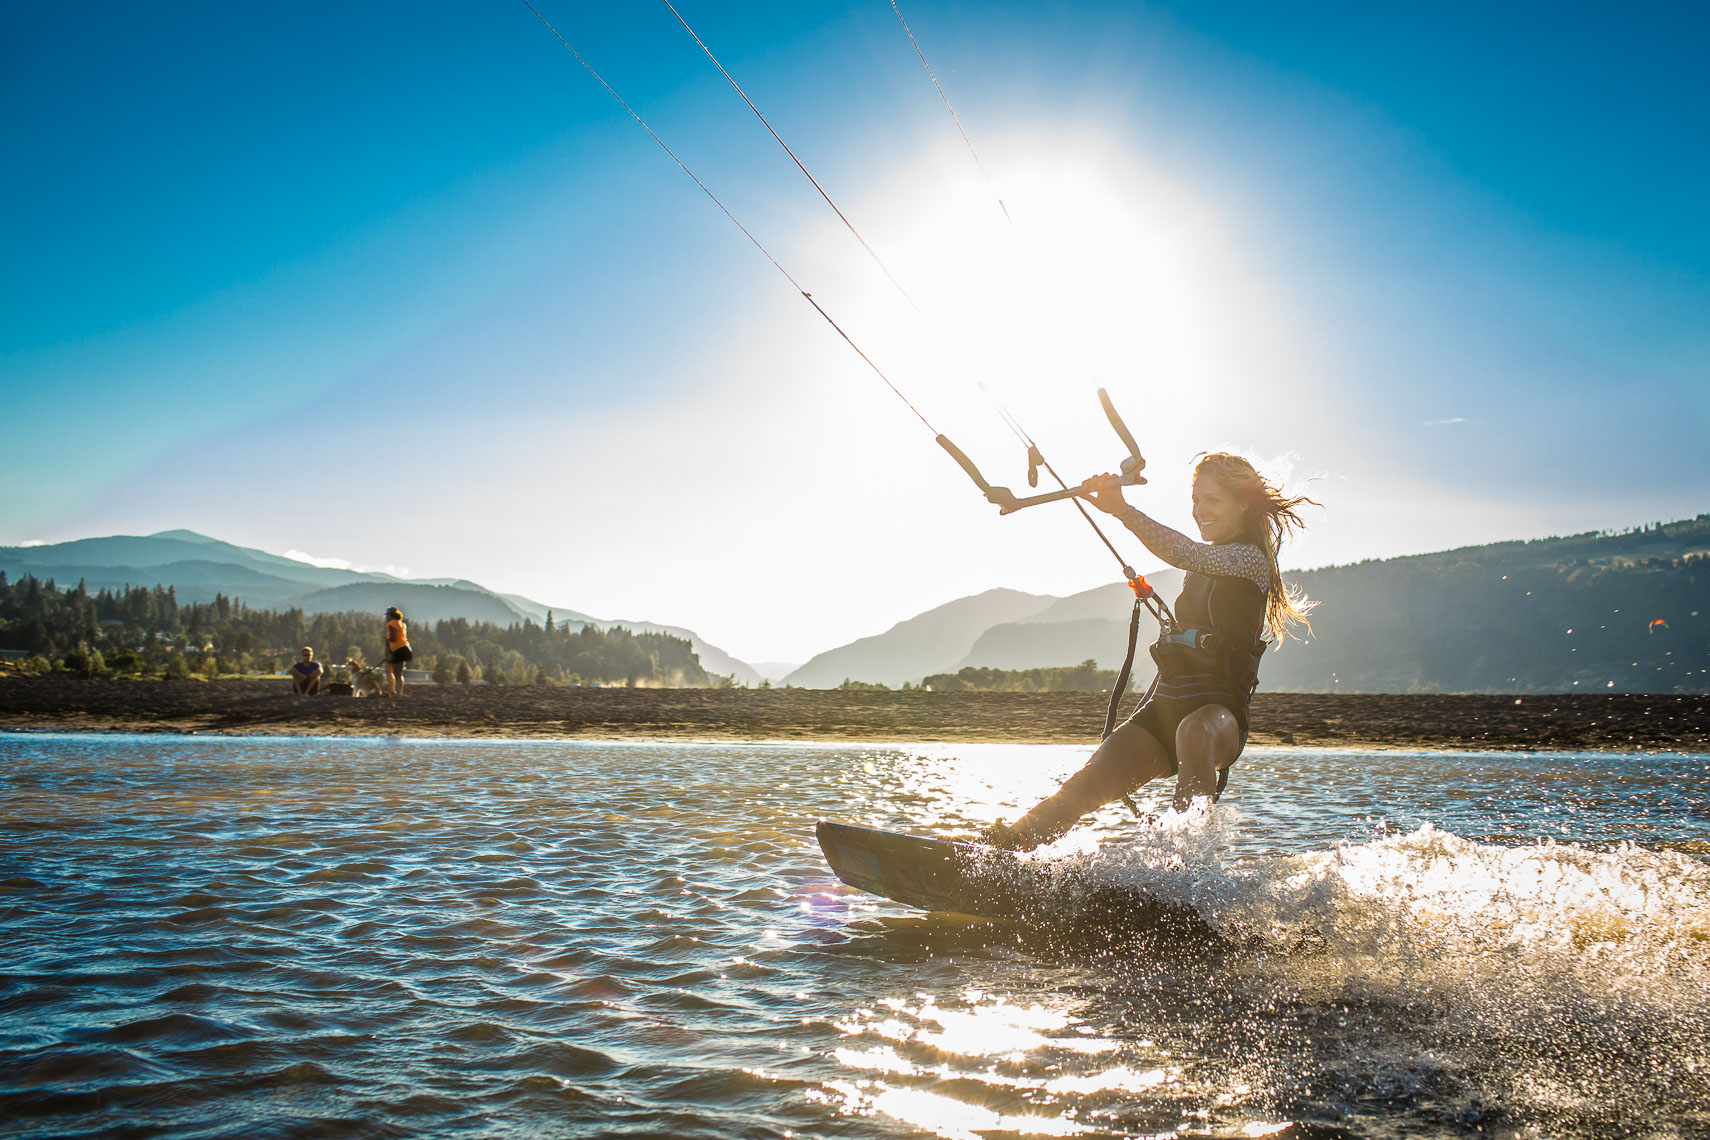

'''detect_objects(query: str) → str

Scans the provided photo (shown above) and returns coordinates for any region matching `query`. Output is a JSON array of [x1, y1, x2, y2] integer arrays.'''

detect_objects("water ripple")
[[1, 734, 1708, 1137]]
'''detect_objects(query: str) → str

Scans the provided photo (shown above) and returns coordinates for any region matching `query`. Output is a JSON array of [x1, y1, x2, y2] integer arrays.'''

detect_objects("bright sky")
[[4, 2, 1706, 665]]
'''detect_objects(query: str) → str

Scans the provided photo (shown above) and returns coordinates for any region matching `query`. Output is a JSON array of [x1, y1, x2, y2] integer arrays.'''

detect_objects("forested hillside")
[[1268, 516, 1709, 693], [0, 576, 711, 687], [0, 529, 760, 683]]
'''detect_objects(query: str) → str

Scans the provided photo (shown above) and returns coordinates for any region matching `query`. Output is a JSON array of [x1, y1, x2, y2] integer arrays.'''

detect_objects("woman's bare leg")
[[995, 718, 1174, 849], [1171, 704, 1242, 811]]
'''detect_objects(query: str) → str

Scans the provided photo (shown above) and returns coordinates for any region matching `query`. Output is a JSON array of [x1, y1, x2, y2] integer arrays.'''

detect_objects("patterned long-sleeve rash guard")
[[1121, 506, 1271, 591]]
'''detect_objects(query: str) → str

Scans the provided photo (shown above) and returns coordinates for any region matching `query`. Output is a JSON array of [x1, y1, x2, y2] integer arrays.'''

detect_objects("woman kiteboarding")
[[985, 453, 1317, 851]]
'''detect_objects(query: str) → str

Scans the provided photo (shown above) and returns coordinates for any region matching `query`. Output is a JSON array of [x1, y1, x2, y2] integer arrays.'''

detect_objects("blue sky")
[[3, 2, 1706, 664]]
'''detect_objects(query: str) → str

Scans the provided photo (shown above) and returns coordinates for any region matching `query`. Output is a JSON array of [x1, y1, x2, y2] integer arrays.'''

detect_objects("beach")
[[1, 676, 1704, 751]]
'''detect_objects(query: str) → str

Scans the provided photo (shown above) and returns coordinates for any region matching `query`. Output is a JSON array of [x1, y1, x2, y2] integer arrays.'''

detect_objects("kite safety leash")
[[943, 382, 1177, 819]]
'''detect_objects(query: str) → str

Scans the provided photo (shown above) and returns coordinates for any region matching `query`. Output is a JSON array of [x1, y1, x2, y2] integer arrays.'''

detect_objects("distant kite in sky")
[[1649, 618, 1669, 632]]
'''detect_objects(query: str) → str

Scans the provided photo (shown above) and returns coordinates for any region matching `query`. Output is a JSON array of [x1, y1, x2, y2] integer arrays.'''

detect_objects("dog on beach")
[[344, 660, 388, 698]]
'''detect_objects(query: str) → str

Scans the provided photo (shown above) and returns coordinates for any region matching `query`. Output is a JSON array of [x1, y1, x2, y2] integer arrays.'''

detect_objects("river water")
[[2, 733, 1708, 1139]]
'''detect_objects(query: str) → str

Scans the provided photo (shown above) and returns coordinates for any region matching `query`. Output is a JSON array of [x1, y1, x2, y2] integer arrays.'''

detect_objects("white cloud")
[[283, 549, 410, 579], [1421, 417, 1471, 426], [284, 549, 355, 570]]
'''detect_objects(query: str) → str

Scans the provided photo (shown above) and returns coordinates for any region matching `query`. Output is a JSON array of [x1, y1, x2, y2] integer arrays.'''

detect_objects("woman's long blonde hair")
[[1194, 452, 1318, 644]]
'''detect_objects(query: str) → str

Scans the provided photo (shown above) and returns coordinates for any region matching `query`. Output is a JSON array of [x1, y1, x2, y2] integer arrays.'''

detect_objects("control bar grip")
[[936, 434, 992, 493], [1097, 388, 1146, 477]]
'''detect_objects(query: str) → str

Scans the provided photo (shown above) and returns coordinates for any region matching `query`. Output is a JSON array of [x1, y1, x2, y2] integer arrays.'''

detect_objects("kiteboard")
[[816, 820, 1208, 935]]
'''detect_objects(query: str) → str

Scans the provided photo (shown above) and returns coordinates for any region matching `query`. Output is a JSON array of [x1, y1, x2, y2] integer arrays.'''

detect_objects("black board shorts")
[[1122, 669, 1249, 786], [387, 646, 413, 665]]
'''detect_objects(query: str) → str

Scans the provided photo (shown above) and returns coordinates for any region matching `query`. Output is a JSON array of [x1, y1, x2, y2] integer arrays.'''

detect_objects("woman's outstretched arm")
[[1118, 505, 1270, 588]]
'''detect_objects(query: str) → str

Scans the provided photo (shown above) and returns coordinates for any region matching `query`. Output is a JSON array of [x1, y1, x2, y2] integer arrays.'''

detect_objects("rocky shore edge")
[[2, 677, 1706, 752]]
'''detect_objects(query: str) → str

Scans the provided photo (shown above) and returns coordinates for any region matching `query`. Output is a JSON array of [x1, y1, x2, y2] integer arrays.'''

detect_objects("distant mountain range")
[[784, 588, 1055, 689], [8, 517, 1706, 693], [783, 516, 1710, 694], [0, 530, 761, 683], [780, 574, 1184, 689]]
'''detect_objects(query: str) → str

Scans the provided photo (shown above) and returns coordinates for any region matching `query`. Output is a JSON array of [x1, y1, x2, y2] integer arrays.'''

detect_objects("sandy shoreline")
[[1, 677, 1706, 752]]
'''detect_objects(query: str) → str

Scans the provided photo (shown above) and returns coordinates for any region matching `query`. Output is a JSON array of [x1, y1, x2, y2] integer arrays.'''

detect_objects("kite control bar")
[[937, 387, 1147, 515]]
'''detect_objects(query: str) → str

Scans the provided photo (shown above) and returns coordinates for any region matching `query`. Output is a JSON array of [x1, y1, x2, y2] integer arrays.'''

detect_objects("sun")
[[787, 135, 1302, 490]]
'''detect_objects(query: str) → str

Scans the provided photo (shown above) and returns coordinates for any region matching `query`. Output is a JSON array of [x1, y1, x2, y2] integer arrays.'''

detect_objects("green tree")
[[108, 649, 145, 676], [63, 641, 107, 679]]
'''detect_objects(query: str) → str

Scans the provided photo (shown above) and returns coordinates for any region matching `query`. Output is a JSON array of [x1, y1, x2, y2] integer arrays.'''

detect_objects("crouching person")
[[290, 647, 324, 695]]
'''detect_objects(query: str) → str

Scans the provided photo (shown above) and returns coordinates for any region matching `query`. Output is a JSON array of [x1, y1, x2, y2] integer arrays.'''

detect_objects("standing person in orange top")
[[383, 606, 412, 696]]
